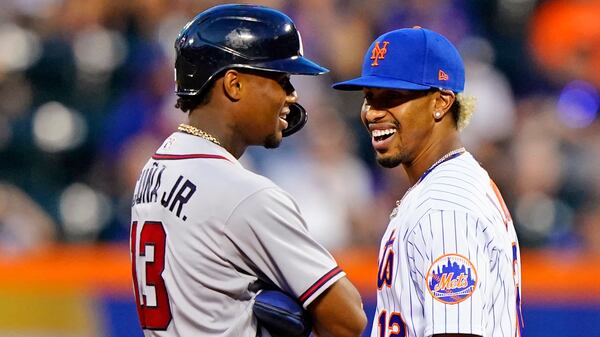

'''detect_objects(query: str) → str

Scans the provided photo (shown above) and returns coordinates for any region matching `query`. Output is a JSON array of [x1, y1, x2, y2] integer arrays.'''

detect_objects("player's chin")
[[263, 133, 282, 149], [376, 153, 402, 168]]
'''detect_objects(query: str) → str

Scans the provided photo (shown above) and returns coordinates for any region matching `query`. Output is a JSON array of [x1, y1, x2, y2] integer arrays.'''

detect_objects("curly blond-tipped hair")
[[454, 93, 476, 131]]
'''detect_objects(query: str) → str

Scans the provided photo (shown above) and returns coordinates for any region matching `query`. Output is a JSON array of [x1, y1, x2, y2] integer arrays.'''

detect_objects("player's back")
[[130, 132, 282, 337]]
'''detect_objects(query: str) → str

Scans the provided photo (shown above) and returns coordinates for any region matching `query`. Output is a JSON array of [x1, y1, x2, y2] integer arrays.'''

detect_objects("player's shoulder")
[[230, 165, 282, 195], [422, 152, 490, 196], [153, 132, 284, 197], [412, 152, 492, 216]]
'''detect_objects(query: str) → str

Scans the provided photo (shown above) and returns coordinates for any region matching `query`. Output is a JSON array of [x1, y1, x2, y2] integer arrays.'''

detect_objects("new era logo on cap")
[[332, 27, 465, 93], [438, 69, 449, 81], [370, 41, 389, 66]]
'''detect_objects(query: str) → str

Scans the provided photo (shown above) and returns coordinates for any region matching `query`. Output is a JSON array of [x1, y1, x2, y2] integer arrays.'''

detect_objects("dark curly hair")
[[174, 80, 216, 113]]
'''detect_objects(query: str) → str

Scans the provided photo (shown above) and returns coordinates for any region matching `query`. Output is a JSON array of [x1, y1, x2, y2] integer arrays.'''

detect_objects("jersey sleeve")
[[407, 209, 490, 337], [223, 187, 345, 308]]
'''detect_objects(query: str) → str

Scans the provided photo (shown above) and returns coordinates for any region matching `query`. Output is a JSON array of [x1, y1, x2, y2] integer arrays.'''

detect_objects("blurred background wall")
[[0, 0, 599, 336]]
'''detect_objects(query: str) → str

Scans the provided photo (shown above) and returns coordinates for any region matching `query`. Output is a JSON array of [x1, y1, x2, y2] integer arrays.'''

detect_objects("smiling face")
[[237, 70, 297, 148], [361, 88, 437, 168]]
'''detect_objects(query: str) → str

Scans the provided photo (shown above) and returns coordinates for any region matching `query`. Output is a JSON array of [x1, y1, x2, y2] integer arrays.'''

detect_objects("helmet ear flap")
[[174, 52, 202, 96], [282, 103, 307, 137]]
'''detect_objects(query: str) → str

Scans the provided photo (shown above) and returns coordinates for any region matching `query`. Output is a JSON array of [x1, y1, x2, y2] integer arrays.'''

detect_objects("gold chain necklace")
[[177, 124, 221, 146], [424, 147, 466, 177]]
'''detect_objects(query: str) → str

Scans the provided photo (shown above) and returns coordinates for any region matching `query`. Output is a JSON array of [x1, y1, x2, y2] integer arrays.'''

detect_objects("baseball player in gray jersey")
[[333, 28, 523, 337], [129, 5, 366, 337]]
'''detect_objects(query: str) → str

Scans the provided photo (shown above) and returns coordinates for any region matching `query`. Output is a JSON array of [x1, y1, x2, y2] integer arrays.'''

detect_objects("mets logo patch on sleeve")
[[426, 254, 477, 304]]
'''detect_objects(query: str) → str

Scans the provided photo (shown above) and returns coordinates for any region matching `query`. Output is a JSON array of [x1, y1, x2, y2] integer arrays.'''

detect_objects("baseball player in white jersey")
[[333, 28, 523, 337], [130, 5, 366, 337]]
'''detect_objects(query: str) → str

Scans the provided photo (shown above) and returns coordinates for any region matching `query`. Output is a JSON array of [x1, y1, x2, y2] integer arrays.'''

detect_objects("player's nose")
[[362, 102, 385, 121], [286, 90, 298, 105]]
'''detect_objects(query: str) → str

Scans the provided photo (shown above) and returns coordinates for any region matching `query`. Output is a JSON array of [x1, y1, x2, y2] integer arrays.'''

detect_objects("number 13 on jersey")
[[131, 221, 172, 330]]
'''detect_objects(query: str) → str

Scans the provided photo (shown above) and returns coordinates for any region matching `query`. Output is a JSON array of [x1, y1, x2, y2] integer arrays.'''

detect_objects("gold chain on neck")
[[427, 147, 466, 172], [177, 124, 221, 146]]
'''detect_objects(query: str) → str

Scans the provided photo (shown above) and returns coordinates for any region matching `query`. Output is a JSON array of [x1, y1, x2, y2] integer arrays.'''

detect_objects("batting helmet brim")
[[252, 56, 329, 76], [175, 56, 329, 97]]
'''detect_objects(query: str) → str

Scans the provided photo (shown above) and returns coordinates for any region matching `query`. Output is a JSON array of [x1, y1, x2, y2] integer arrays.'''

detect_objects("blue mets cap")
[[332, 27, 465, 93]]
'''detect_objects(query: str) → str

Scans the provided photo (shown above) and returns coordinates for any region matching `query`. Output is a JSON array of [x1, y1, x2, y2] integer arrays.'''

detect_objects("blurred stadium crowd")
[[0, 0, 599, 255]]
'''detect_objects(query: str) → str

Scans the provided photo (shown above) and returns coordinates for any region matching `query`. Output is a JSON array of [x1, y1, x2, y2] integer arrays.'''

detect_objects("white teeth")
[[372, 129, 397, 138]]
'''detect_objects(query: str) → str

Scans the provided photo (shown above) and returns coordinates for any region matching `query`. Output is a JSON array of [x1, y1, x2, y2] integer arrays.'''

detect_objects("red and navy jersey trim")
[[152, 153, 230, 161], [299, 266, 343, 304]]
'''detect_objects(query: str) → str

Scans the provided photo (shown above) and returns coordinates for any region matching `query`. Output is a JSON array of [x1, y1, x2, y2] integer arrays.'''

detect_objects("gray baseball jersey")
[[130, 132, 345, 337], [372, 151, 523, 337]]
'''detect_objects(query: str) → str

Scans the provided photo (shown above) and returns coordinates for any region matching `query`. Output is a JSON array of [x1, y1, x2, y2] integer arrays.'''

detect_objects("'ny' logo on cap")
[[371, 41, 390, 66], [438, 70, 449, 81]]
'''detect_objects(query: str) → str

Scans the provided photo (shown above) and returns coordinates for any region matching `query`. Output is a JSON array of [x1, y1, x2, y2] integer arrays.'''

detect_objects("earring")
[[434, 111, 442, 119]]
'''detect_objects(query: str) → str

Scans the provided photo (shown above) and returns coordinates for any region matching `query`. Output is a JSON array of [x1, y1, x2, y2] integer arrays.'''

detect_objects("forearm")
[[309, 278, 367, 337]]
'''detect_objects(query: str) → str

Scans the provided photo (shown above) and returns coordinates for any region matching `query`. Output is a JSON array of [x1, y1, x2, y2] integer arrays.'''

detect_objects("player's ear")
[[222, 69, 242, 101], [432, 89, 455, 120]]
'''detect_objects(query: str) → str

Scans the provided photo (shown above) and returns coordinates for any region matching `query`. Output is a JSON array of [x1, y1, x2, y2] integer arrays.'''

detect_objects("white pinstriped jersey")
[[372, 151, 523, 337], [130, 132, 345, 337]]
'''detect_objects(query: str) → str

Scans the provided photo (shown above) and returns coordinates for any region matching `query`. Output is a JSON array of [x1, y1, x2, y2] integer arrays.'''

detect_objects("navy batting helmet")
[[174, 4, 328, 137]]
